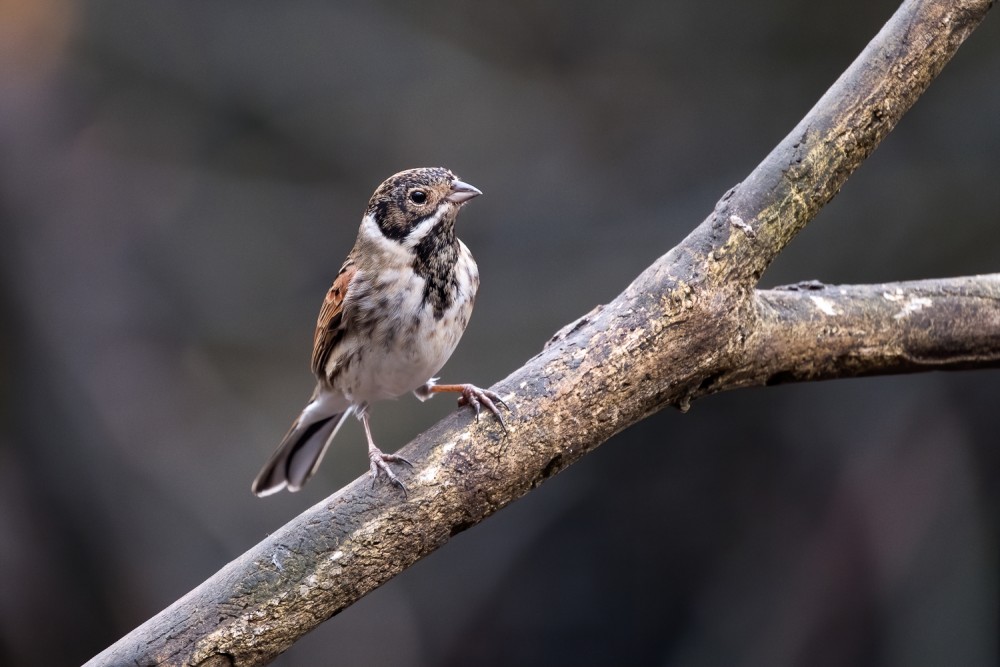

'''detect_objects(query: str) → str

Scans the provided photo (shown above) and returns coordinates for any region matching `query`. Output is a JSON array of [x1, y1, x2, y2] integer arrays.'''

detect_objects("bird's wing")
[[311, 256, 357, 378]]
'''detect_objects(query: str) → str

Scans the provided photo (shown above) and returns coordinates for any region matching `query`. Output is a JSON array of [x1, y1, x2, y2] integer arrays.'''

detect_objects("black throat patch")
[[412, 219, 460, 319]]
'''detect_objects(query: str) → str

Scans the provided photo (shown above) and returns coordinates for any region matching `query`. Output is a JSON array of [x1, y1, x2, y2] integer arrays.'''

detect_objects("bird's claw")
[[456, 384, 510, 433], [369, 449, 412, 494]]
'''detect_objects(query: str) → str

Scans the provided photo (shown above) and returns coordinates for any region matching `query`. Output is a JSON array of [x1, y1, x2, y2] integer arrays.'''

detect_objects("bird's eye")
[[409, 190, 427, 204]]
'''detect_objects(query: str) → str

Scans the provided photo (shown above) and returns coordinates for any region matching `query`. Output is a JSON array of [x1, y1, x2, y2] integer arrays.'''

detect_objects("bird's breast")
[[330, 250, 479, 402]]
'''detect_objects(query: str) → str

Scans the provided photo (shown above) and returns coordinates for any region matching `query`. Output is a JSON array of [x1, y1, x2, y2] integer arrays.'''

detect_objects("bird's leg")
[[418, 381, 510, 432], [360, 411, 411, 492]]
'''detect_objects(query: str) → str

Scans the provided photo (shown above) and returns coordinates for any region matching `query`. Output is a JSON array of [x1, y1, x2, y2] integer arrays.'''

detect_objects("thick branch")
[[736, 275, 1000, 389], [679, 0, 993, 286], [86, 1, 995, 665]]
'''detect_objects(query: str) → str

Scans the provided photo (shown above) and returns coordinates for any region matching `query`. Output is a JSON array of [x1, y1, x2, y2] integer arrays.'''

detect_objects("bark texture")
[[86, 0, 997, 665]]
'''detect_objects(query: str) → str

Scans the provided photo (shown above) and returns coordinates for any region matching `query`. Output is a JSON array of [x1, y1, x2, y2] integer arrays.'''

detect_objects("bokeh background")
[[1, 1, 998, 665]]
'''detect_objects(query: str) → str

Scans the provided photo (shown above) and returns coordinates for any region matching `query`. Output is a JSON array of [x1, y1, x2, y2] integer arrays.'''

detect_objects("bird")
[[252, 167, 508, 497]]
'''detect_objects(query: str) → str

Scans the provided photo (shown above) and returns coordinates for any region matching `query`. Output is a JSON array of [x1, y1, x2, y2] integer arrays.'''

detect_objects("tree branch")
[[744, 275, 1000, 388], [86, 0, 996, 665], [705, 0, 993, 284]]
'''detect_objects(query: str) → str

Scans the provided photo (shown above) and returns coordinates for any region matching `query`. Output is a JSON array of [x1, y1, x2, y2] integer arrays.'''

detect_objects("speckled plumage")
[[252, 168, 506, 497]]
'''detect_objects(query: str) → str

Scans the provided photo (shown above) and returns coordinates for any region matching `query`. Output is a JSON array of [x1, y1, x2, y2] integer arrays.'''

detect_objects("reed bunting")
[[252, 168, 508, 496]]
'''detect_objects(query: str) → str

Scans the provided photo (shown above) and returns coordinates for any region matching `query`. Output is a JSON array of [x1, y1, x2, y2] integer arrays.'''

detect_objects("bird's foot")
[[416, 381, 511, 432], [455, 384, 510, 432], [368, 446, 412, 494]]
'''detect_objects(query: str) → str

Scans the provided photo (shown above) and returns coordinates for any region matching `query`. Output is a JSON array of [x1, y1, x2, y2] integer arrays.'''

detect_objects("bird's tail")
[[252, 403, 353, 496]]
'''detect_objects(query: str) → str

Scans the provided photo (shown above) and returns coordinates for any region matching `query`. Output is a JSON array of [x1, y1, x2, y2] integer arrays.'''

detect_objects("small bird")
[[252, 167, 507, 496]]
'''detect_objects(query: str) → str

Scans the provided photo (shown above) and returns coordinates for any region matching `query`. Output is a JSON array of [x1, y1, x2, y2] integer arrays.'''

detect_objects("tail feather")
[[252, 407, 352, 496]]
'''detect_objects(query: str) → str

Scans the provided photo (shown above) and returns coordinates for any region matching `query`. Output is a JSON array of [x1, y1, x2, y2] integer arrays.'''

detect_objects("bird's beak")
[[446, 179, 482, 204]]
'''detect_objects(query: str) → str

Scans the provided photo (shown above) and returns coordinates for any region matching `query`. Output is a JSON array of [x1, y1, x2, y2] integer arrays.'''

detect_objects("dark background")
[[1, 1, 998, 665]]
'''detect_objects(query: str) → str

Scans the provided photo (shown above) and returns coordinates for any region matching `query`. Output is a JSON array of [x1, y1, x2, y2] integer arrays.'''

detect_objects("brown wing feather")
[[311, 258, 356, 378]]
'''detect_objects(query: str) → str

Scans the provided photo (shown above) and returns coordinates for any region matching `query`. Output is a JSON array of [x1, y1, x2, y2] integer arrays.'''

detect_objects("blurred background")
[[1, 0, 998, 665]]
